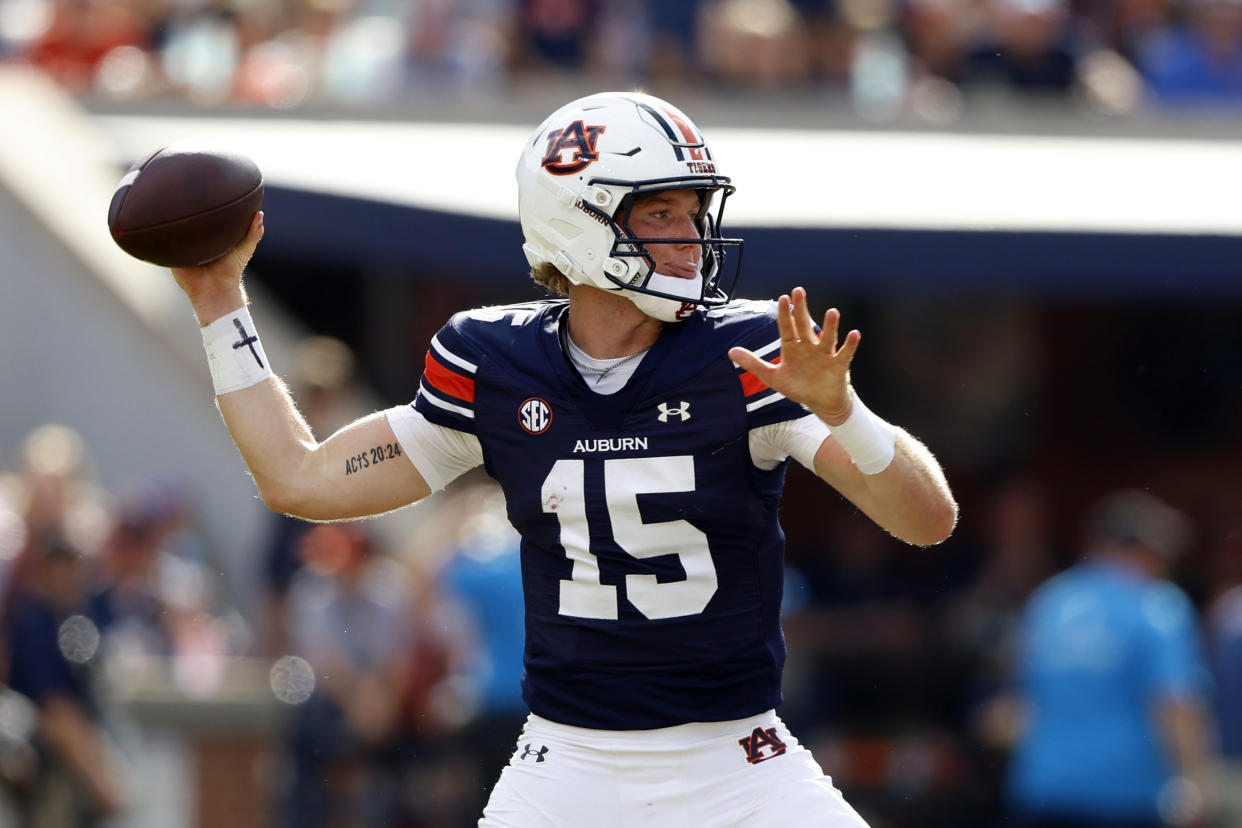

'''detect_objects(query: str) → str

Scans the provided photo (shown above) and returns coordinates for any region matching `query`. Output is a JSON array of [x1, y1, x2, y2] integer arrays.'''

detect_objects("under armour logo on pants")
[[519, 743, 549, 762]]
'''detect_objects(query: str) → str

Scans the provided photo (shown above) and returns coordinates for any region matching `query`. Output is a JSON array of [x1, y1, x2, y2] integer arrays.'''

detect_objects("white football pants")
[[478, 710, 869, 828]]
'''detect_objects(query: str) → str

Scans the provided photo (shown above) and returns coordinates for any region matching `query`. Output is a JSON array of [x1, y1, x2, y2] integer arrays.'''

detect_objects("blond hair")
[[530, 262, 572, 296]]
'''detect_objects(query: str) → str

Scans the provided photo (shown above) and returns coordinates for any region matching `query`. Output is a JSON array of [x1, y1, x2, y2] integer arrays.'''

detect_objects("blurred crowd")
[[0, 420, 530, 828], [1, 0, 1242, 119], [0, 333, 533, 828], [1, 333, 1242, 828]]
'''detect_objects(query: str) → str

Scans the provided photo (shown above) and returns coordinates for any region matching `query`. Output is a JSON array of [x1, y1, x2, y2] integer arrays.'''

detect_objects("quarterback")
[[172, 91, 957, 827]]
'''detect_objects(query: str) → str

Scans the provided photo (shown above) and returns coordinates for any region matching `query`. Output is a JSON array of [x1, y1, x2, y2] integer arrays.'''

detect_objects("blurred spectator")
[[948, 473, 1058, 705], [427, 481, 526, 803], [279, 522, 415, 828], [0, 486, 25, 621], [1208, 584, 1242, 828], [1079, 0, 1172, 62], [636, 0, 689, 80], [699, 0, 811, 89], [901, 0, 976, 82], [91, 480, 239, 702], [371, 478, 525, 827], [21, 0, 150, 93], [586, 0, 650, 80], [1135, 0, 1242, 104], [7, 425, 111, 562], [405, 0, 514, 89], [160, 2, 245, 104], [514, 0, 597, 70], [793, 0, 858, 84], [91, 496, 178, 660], [1203, 499, 1242, 828], [2, 426, 112, 729], [785, 514, 928, 733], [944, 473, 1058, 820], [0, 429, 246, 826], [1004, 489, 1215, 828], [261, 335, 366, 658], [0, 678, 39, 825], [2, 532, 128, 827], [961, 0, 1081, 94], [779, 500, 968, 825], [780, 499, 937, 765], [6, 0, 1242, 107]]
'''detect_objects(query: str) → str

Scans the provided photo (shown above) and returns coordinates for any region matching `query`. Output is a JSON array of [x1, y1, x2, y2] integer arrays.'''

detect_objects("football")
[[107, 142, 264, 268]]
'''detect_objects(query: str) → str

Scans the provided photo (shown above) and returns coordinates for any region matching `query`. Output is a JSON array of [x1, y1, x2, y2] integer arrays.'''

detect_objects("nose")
[[674, 214, 700, 240], [660, 217, 702, 279]]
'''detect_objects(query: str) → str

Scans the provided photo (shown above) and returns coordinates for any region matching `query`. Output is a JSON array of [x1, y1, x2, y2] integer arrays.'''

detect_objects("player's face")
[[624, 189, 703, 279]]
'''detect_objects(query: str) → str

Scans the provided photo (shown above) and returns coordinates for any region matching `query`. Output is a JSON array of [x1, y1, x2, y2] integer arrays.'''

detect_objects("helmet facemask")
[[583, 179, 743, 319]]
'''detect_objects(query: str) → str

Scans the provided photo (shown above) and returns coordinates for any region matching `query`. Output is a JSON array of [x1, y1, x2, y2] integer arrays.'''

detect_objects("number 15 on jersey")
[[542, 456, 718, 621]]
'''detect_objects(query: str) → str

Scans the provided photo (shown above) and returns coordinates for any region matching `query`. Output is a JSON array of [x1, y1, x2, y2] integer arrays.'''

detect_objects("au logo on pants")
[[738, 727, 787, 764]]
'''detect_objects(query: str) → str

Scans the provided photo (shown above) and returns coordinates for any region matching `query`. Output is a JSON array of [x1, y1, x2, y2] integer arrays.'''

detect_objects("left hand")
[[728, 287, 860, 426]]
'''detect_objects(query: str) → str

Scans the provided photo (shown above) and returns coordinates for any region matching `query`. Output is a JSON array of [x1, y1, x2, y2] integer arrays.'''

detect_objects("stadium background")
[[2, 0, 1242, 825]]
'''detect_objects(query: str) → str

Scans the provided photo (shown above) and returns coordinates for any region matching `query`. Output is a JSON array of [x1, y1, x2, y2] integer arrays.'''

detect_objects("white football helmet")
[[516, 91, 743, 321]]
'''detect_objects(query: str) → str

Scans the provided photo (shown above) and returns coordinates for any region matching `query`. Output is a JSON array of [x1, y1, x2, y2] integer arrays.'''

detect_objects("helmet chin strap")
[[625, 268, 704, 323]]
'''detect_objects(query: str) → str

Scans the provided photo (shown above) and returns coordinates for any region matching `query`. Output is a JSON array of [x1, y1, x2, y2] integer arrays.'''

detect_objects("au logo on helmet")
[[541, 121, 607, 175]]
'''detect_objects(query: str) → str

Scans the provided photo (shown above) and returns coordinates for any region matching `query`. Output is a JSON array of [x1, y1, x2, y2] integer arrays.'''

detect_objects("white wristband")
[[826, 393, 897, 474], [201, 306, 272, 395]]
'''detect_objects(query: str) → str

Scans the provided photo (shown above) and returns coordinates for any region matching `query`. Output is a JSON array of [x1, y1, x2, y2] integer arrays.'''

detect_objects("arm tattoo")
[[344, 442, 403, 476]]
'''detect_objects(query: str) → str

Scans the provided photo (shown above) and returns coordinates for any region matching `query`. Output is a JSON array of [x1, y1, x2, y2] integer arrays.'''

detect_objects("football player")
[[172, 91, 957, 827]]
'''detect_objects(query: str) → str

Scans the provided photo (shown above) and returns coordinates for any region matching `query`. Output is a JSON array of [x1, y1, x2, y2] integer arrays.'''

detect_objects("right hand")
[[171, 211, 265, 325]]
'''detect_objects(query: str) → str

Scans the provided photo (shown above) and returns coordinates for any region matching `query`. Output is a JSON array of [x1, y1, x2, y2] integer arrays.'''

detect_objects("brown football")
[[107, 143, 264, 268]]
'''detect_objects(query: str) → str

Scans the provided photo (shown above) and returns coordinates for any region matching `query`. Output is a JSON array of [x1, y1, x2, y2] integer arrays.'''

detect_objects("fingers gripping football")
[[728, 287, 860, 426], [171, 211, 265, 325]]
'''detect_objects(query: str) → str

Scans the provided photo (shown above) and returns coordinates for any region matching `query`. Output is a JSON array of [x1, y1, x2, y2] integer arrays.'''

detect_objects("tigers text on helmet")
[[515, 91, 744, 322]]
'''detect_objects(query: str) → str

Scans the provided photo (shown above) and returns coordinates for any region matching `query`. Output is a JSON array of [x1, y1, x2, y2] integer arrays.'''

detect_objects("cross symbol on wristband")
[[232, 318, 264, 368]]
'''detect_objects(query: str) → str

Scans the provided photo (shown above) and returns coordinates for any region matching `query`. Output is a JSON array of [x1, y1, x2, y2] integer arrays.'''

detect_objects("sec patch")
[[519, 397, 553, 435]]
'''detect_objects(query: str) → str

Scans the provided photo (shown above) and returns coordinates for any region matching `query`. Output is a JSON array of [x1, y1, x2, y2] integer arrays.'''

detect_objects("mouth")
[[661, 261, 700, 279]]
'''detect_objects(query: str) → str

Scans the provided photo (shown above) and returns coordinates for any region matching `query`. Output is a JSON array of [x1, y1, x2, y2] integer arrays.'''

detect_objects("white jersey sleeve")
[[748, 413, 830, 472], [384, 405, 484, 492]]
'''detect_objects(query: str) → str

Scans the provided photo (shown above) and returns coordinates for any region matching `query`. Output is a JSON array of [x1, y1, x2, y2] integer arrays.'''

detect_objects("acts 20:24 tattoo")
[[344, 443, 402, 475]]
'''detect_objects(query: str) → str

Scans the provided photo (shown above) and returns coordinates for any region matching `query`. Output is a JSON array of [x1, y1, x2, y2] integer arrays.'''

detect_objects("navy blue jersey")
[[413, 299, 812, 730]]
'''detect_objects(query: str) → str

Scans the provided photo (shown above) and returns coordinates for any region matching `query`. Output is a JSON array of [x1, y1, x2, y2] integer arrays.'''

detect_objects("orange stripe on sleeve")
[[424, 351, 475, 403], [738, 355, 780, 397]]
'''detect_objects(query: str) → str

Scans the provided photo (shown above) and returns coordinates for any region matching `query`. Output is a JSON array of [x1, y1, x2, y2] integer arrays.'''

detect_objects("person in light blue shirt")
[[1207, 581, 1242, 827], [1006, 489, 1215, 828], [1136, 0, 1242, 107]]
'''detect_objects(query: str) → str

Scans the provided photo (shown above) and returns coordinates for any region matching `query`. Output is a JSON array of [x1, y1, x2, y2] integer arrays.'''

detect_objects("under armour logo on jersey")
[[738, 727, 787, 765], [519, 743, 549, 763], [519, 397, 553, 435], [541, 121, 606, 175], [657, 401, 691, 422]]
